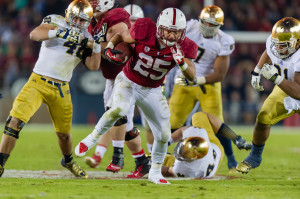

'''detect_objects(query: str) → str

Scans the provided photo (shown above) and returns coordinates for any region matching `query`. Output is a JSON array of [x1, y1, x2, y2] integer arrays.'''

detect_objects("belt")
[[41, 77, 66, 98]]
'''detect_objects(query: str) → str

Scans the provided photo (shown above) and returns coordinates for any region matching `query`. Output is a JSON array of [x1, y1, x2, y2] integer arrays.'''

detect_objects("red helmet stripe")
[[130, 4, 133, 15], [173, 8, 176, 25]]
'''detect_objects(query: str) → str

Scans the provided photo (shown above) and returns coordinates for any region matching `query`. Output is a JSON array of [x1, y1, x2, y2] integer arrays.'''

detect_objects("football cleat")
[[236, 160, 253, 174], [106, 152, 124, 173], [148, 172, 170, 184], [233, 136, 252, 150], [127, 156, 151, 179], [84, 154, 102, 168], [0, 165, 4, 177], [75, 134, 98, 157], [61, 158, 88, 178]]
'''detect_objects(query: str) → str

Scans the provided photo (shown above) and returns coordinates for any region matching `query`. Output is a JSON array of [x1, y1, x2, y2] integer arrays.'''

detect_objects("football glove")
[[56, 28, 84, 44], [171, 43, 188, 71], [104, 48, 123, 65], [175, 76, 207, 93], [261, 63, 284, 85], [251, 66, 264, 91]]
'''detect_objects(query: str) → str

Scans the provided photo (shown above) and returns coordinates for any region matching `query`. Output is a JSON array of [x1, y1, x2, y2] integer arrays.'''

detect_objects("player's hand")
[[94, 23, 107, 44], [251, 71, 264, 91], [233, 136, 252, 150], [261, 63, 284, 85], [175, 76, 197, 86], [104, 48, 123, 65], [56, 28, 84, 44], [170, 43, 185, 66]]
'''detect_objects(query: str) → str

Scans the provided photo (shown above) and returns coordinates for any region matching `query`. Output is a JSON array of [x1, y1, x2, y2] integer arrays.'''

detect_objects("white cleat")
[[148, 173, 170, 184], [75, 134, 98, 157]]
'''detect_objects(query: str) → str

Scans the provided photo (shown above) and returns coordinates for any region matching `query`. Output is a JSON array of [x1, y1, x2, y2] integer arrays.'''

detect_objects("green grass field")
[[0, 124, 299, 199]]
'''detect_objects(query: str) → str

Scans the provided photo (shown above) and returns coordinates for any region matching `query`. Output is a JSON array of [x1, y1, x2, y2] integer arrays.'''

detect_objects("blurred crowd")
[[0, 0, 299, 125]]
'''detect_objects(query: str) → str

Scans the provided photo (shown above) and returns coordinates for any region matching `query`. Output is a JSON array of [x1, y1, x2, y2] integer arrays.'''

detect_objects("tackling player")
[[162, 112, 251, 178], [0, 0, 102, 178], [75, 8, 198, 184], [237, 17, 300, 173], [168, 5, 238, 172]]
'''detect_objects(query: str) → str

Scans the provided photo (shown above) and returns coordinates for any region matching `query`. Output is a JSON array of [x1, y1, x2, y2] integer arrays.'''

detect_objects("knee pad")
[[125, 127, 140, 141], [114, 116, 128, 126], [3, 116, 25, 139]]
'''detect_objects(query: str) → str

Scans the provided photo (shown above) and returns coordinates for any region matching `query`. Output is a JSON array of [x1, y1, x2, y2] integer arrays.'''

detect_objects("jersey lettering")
[[205, 164, 215, 177], [274, 63, 288, 79], [63, 41, 84, 59], [194, 46, 205, 63], [134, 53, 171, 80]]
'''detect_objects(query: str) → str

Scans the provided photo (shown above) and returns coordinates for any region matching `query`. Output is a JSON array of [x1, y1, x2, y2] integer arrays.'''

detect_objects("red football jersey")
[[88, 8, 131, 79], [123, 18, 198, 88]]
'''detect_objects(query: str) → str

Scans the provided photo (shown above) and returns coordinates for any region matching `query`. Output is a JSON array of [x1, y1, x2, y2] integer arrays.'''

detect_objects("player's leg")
[[0, 73, 43, 177], [169, 85, 198, 131], [137, 87, 171, 184], [200, 83, 237, 171], [47, 82, 87, 178], [138, 106, 154, 153], [237, 86, 293, 173], [84, 131, 111, 168], [84, 79, 115, 168], [75, 72, 135, 157]]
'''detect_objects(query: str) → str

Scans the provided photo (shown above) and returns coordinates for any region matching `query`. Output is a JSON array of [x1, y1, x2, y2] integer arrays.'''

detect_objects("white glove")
[[251, 66, 264, 91], [170, 43, 187, 71], [56, 28, 85, 44], [175, 76, 206, 86], [261, 63, 284, 85]]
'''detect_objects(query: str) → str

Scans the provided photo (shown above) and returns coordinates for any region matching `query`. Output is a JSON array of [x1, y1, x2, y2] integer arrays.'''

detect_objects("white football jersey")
[[173, 127, 222, 178], [266, 35, 300, 81], [33, 15, 92, 82], [174, 19, 235, 83]]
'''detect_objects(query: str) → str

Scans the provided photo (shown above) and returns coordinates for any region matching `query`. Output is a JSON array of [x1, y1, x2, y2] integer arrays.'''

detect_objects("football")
[[114, 42, 133, 64]]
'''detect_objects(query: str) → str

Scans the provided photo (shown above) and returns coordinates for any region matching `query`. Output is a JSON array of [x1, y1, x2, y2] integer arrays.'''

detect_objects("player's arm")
[[30, 24, 57, 42], [84, 51, 101, 71], [204, 55, 229, 83], [162, 166, 176, 177], [104, 29, 136, 64]]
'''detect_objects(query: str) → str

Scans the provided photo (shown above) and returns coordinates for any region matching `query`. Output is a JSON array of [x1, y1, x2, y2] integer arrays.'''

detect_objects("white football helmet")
[[156, 8, 186, 46], [124, 4, 144, 21], [95, 0, 114, 12]]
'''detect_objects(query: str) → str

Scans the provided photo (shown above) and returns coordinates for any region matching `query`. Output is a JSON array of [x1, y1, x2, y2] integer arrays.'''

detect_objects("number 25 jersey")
[[123, 18, 198, 88]]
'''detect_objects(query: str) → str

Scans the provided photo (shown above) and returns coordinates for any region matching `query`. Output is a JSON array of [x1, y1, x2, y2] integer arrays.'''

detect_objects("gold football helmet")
[[271, 17, 300, 59], [199, 5, 224, 38], [65, 0, 93, 31], [174, 136, 209, 162]]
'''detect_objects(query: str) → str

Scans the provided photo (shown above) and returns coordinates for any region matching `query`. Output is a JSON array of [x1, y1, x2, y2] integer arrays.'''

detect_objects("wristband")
[[254, 65, 262, 73], [48, 30, 57, 39], [274, 75, 284, 85], [106, 41, 115, 49], [93, 42, 101, 53], [196, 76, 206, 85], [179, 62, 188, 71]]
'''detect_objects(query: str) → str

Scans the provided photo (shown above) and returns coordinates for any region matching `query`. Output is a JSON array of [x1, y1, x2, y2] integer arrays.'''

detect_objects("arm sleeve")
[[130, 18, 155, 41], [41, 15, 65, 27], [218, 34, 235, 56]]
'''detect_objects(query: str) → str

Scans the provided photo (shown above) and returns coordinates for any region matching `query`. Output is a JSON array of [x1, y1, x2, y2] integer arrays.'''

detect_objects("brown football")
[[114, 42, 133, 64]]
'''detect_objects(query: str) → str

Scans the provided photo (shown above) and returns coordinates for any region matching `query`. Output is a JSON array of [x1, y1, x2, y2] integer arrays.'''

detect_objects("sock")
[[217, 123, 239, 140], [63, 154, 73, 164], [95, 144, 107, 158], [112, 140, 125, 148], [244, 142, 264, 168], [132, 149, 145, 159], [0, 153, 10, 167], [216, 134, 237, 169]]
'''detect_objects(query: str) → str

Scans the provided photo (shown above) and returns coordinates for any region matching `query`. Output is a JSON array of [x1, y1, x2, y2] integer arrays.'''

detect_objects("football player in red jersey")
[[84, 0, 150, 174], [75, 8, 198, 184]]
